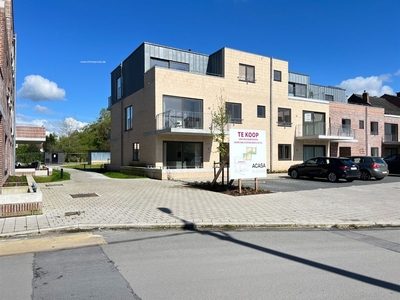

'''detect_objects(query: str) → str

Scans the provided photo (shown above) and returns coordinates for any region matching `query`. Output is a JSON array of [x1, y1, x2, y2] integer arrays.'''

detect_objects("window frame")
[[278, 107, 292, 127], [273, 70, 282, 82], [257, 105, 266, 118], [239, 64, 255, 83], [125, 106, 133, 131], [370, 121, 379, 135], [278, 144, 291, 160], [359, 120, 364, 129], [288, 82, 307, 98], [117, 76, 122, 100], [226, 102, 242, 124]]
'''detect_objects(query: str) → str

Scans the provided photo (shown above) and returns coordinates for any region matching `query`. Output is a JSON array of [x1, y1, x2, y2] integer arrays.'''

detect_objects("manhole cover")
[[46, 183, 64, 187], [70, 193, 98, 198]]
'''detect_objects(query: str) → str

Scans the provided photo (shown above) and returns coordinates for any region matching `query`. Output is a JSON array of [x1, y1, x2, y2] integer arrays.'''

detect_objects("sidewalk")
[[1, 168, 400, 237]]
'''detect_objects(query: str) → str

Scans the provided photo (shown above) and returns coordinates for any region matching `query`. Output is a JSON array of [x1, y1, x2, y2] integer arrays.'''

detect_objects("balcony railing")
[[295, 123, 356, 139], [384, 134, 398, 142], [156, 111, 210, 131]]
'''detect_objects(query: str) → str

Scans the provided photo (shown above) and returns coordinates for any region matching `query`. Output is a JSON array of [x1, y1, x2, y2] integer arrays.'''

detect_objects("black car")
[[288, 157, 361, 182], [384, 154, 400, 174], [346, 156, 389, 180]]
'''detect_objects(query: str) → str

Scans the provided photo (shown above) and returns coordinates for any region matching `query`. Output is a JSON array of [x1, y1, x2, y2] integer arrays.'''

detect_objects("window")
[[384, 123, 398, 142], [324, 94, 334, 101], [371, 147, 379, 156], [163, 141, 203, 169], [257, 105, 265, 118], [342, 119, 351, 135], [117, 77, 122, 100], [371, 121, 379, 135], [163, 96, 203, 129], [239, 64, 255, 82], [133, 143, 139, 161], [278, 144, 291, 160], [150, 58, 189, 72], [303, 111, 325, 135], [359, 120, 364, 129], [274, 70, 281, 82], [278, 108, 291, 126], [226, 102, 242, 124], [288, 82, 307, 98], [125, 106, 132, 130]]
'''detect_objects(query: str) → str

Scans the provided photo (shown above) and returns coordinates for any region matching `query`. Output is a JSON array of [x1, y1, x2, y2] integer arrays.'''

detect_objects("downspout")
[[12, 33, 16, 175], [269, 57, 273, 172]]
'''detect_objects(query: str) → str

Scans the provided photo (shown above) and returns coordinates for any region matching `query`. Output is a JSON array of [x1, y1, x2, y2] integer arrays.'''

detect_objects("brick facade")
[[0, 0, 15, 192]]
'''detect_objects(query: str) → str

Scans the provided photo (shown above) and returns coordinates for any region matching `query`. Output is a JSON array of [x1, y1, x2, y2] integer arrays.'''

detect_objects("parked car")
[[384, 154, 400, 174], [288, 157, 360, 182], [346, 156, 388, 180]]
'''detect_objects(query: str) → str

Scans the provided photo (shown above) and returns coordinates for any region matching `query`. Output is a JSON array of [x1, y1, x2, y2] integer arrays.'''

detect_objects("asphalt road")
[[2, 229, 400, 299]]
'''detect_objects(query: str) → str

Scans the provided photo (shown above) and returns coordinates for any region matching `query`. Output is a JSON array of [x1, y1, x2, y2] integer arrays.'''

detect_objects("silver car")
[[346, 156, 389, 180]]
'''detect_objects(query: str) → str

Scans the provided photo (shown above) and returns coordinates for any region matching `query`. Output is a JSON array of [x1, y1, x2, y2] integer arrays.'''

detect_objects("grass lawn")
[[61, 164, 145, 179], [34, 169, 71, 183]]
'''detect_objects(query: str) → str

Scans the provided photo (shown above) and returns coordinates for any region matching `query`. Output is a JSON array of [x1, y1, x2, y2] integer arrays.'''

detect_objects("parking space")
[[242, 174, 400, 193]]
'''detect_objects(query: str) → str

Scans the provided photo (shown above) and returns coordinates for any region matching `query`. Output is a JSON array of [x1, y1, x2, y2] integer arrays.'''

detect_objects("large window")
[[239, 64, 255, 83], [385, 123, 398, 142], [163, 96, 203, 129], [226, 102, 242, 124], [151, 58, 189, 72], [274, 70, 282, 82], [257, 105, 265, 118], [278, 144, 291, 160], [125, 106, 132, 131], [342, 119, 351, 135], [133, 143, 139, 161], [163, 141, 203, 169], [303, 111, 325, 135], [288, 82, 307, 98], [117, 77, 122, 100], [371, 121, 379, 135], [278, 108, 291, 127]]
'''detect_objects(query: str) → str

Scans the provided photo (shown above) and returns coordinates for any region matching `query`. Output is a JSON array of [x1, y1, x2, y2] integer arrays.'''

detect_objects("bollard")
[[61, 168, 64, 179]]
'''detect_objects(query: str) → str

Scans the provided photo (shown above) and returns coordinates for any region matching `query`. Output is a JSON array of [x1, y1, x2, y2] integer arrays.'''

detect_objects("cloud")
[[17, 75, 66, 101], [338, 74, 394, 97], [395, 70, 400, 76], [16, 103, 29, 109], [34, 105, 53, 114], [58, 117, 88, 137], [16, 114, 87, 136]]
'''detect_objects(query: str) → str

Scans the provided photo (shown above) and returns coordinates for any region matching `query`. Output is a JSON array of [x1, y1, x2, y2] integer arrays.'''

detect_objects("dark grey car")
[[346, 156, 389, 180]]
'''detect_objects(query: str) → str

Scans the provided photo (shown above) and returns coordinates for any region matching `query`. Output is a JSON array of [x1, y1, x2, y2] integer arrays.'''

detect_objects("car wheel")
[[290, 169, 299, 179], [327, 172, 338, 182], [360, 170, 371, 181]]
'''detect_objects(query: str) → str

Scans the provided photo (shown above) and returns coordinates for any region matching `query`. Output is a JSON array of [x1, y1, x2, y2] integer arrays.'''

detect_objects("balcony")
[[155, 110, 226, 136], [295, 123, 357, 142], [383, 134, 400, 145]]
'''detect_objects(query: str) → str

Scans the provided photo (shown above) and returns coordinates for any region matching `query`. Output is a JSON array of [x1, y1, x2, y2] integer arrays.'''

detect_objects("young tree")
[[210, 92, 231, 185]]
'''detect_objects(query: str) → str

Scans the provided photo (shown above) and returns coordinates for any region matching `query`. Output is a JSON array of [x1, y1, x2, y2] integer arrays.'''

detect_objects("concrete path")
[[1, 168, 400, 237]]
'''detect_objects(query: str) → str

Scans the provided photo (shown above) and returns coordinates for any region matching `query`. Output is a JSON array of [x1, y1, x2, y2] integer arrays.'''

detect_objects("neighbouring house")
[[347, 91, 400, 157], [108, 42, 364, 180], [0, 0, 16, 193]]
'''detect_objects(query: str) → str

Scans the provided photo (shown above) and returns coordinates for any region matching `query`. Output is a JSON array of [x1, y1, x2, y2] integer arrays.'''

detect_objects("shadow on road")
[[157, 207, 400, 293]]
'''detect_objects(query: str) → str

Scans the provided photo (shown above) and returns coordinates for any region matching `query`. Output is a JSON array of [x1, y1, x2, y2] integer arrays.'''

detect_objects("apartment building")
[[0, 0, 15, 191], [108, 42, 356, 180]]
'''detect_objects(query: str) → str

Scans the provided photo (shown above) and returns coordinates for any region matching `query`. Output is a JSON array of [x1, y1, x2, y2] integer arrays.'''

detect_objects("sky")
[[14, 0, 400, 135]]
